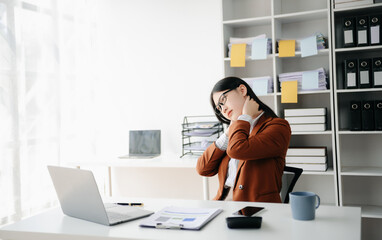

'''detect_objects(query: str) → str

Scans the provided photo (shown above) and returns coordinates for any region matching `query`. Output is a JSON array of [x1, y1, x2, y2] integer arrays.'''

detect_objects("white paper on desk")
[[300, 35, 318, 57], [139, 206, 223, 230]]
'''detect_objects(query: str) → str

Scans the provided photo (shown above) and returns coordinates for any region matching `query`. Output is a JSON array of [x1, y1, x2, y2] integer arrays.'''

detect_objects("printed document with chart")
[[139, 206, 223, 230]]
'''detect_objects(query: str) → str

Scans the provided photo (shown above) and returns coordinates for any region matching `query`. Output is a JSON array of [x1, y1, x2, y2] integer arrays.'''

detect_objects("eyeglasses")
[[215, 88, 234, 114]]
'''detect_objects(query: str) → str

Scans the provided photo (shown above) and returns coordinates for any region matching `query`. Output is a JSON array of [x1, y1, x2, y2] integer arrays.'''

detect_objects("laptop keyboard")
[[107, 211, 132, 223]]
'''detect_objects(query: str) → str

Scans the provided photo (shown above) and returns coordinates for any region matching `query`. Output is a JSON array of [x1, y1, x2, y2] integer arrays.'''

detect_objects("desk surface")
[[66, 154, 198, 168], [0, 198, 361, 240]]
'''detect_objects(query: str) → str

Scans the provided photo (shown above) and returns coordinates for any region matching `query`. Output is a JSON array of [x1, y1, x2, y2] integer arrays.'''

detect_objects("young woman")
[[196, 76, 291, 203]]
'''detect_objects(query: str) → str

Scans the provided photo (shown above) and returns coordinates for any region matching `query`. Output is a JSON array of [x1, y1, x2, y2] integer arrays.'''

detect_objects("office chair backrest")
[[283, 166, 303, 203]]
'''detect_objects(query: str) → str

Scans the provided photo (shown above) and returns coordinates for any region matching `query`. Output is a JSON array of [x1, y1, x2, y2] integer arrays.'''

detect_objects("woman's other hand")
[[242, 96, 262, 118]]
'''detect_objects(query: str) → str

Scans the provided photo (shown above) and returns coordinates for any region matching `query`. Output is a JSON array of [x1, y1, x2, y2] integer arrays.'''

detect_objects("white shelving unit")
[[221, 0, 338, 206], [331, 1, 382, 239]]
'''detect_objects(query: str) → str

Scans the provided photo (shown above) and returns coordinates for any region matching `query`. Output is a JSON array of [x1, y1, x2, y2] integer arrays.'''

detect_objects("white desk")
[[0, 198, 361, 240], [66, 154, 211, 200]]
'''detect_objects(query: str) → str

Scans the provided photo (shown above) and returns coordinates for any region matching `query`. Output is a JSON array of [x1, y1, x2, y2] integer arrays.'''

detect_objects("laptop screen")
[[129, 130, 161, 155]]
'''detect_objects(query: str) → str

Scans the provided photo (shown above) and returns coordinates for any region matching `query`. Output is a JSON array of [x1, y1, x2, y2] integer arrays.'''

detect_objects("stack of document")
[[183, 121, 220, 129], [243, 76, 274, 95], [183, 140, 214, 151], [228, 34, 272, 58], [140, 206, 223, 230], [286, 147, 328, 172], [277, 33, 327, 52], [315, 33, 327, 50], [278, 68, 328, 91], [285, 108, 327, 132], [183, 129, 220, 137]]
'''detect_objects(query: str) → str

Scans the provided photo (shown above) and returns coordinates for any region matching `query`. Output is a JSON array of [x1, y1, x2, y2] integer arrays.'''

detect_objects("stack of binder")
[[228, 34, 272, 58], [350, 100, 382, 131], [286, 147, 328, 172], [285, 108, 327, 132], [278, 68, 328, 91], [344, 58, 382, 89], [342, 14, 381, 48]]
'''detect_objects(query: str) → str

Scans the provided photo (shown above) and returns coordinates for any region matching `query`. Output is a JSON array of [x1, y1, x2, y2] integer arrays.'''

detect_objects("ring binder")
[[358, 58, 372, 88], [370, 15, 381, 45], [343, 17, 356, 47], [362, 100, 375, 131], [375, 100, 382, 130], [350, 101, 362, 131], [372, 58, 382, 88], [356, 16, 369, 46], [344, 59, 358, 89]]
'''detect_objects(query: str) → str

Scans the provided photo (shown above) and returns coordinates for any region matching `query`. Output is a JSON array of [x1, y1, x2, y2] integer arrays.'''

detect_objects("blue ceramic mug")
[[289, 191, 320, 221]]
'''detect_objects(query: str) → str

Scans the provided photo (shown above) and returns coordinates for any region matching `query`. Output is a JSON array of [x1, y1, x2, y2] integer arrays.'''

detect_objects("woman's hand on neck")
[[242, 96, 263, 119]]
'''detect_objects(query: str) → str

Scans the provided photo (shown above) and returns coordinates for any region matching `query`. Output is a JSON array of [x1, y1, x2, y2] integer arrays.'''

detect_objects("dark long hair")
[[210, 76, 278, 124]]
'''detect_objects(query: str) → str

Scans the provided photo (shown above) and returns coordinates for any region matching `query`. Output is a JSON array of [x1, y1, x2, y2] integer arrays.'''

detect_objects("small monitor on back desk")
[[119, 130, 161, 159]]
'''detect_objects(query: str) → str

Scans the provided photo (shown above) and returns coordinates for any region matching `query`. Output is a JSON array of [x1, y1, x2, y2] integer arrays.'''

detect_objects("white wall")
[[94, 0, 223, 199]]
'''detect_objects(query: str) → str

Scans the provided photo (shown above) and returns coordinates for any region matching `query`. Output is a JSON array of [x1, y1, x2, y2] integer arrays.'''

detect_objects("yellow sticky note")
[[230, 43, 246, 67], [281, 81, 298, 103], [279, 40, 296, 57]]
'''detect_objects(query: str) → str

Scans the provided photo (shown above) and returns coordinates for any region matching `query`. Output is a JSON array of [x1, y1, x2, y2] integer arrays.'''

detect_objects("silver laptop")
[[119, 130, 161, 159], [47, 166, 153, 226]]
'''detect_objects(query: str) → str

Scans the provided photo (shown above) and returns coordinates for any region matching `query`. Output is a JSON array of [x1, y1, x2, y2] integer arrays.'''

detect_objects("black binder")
[[372, 58, 382, 88], [343, 17, 356, 47], [362, 100, 375, 131], [375, 100, 382, 130], [358, 58, 372, 88], [357, 16, 369, 46], [370, 15, 381, 45], [350, 101, 362, 131], [344, 59, 358, 89]]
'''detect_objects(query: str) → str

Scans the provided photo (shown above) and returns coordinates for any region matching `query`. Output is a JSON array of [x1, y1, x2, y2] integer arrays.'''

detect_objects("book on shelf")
[[284, 108, 326, 117], [287, 147, 327, 156], [285, 116, 326, 124], [286, 163, 328, 172], [290, 123, 327, 132], [286, 156, 327, 164]]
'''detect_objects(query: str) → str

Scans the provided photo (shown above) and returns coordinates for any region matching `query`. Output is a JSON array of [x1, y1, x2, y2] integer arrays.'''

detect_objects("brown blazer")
[[196, 114, 291, 203]]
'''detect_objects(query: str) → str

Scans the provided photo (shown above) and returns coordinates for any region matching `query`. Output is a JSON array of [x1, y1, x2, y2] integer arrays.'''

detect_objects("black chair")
[[282, 166, 303, 203]]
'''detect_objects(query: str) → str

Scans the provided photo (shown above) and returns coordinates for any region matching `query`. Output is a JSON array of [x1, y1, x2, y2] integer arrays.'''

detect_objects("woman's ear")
[[239, 84, 247, 96]]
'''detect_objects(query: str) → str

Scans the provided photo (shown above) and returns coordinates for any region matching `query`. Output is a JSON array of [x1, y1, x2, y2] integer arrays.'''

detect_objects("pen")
[[116, 203, 144, 206]]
